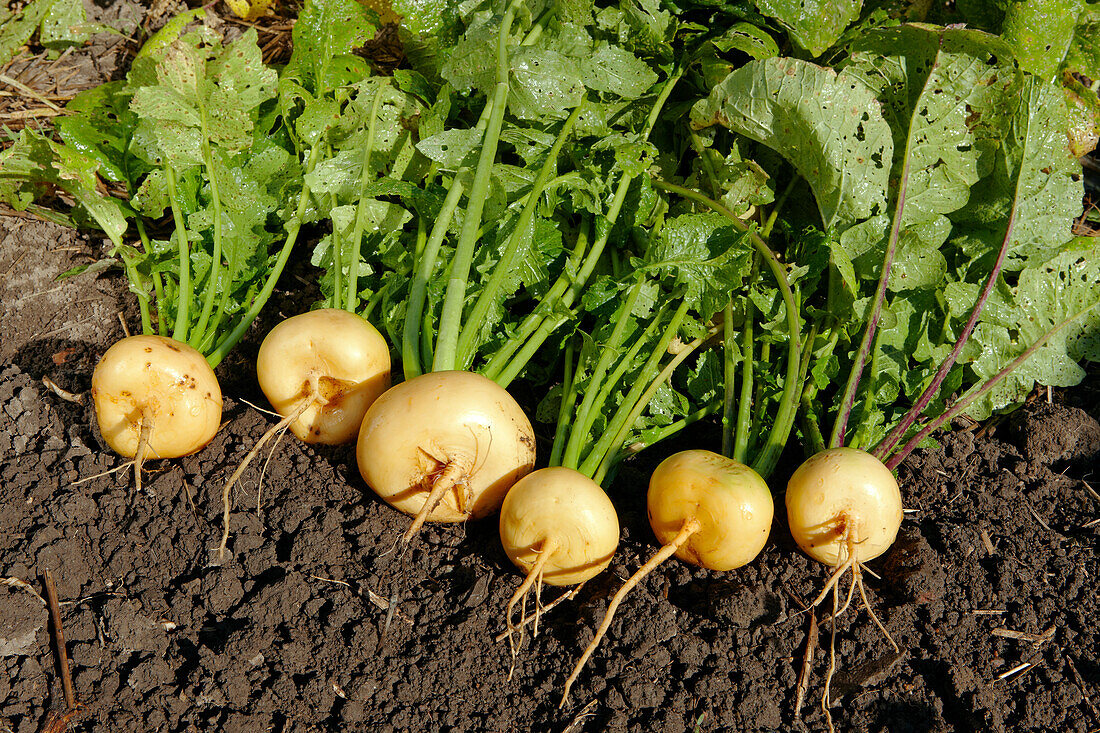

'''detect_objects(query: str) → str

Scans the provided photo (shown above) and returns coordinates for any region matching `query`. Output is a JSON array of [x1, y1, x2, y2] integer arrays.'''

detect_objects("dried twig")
[[42, 377, 83, 404], [44, 571, 78, 712], [1066, 654, 1099, 723], [992, 626, 1056, 645], [794, 611, 819, 718]]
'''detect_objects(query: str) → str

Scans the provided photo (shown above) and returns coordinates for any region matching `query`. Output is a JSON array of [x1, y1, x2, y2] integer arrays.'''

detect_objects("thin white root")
[[505, 537, 558, 677], [560, 517, 700, 708], [823, 569, 840, 733], [856, 565, 899, 653], [216, 398, 313, 564], [810, 530, 899, 733], [495, 582, 586, 643]]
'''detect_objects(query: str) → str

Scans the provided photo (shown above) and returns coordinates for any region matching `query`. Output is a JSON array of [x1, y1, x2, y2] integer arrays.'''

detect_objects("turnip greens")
[[1, 0, 1098, 470]]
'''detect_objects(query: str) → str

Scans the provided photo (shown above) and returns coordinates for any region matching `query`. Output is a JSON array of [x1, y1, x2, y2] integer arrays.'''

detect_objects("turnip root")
[[499, 467, 619, 657], [562, 450, 773, 704], [91, 335, 222, 491], [785, 447, 902, 730], [215, 309, 391, 563], [357, 370, 536, 546]]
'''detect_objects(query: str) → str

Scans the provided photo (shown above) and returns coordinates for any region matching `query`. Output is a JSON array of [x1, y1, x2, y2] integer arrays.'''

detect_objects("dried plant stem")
[[44, 571, 77, 712]]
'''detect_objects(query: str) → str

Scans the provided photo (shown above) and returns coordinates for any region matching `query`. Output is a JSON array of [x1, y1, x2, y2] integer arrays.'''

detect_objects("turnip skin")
[[785, 447, 903, 567], [648, 450, 773, 572], [256, 309, 391, 445], [357, 370, 536, 523], [91, 335, 222, 459], [500, 467, 619, 587]]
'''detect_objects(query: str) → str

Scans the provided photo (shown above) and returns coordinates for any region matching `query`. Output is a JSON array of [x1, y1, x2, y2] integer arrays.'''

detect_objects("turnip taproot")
[[357, 371, 536, 545], [786, 447, 902, 730], [214, 309, 391, 563], [499, 467, 618, 658], [91, 335, 222, 492], [561, 450, 772, 704]]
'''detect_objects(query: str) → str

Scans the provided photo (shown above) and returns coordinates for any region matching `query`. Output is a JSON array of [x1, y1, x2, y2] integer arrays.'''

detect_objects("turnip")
[[213, 309, 392, 563], [498, 467, 618, 658], [91, 335, 222, 492], [256, 309, 391, 446], [785, 447, 902, 729], [561, 450, 773, 704], [357, 370, 535, 544]]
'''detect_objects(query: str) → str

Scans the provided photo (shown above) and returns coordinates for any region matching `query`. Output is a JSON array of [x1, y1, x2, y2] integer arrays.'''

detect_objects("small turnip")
[[256, 308, 391, 445], [499, 467, 619, 658], [91, 335, 222, 491], [562, 449, 773, 704], [785, 447, 902, 730], [215, 308, 391, 562]]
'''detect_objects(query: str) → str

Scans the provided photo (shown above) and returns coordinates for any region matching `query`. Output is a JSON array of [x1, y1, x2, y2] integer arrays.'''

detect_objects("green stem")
[[549, 341, 578, 467], [761, 175, 799, 240], [733, 293, 754, 464], [484, 221, 590, 386], [165, 166, 190, 343], [455, 100, 585, 366], [752, 320, 817, 479], [135, 220, 166, 336], [649, 179, 800, 352], [801, 387, 827, 456], [432, 1, 521, 372], [191, 109, 223, 348], [346, 83, 387, 312], [208, 146, 321, 367], [401, 172, 467, 379], [591, 324, 707, 485], [720, 300, 737, 458], [484, 66, 684, 385], [689, 129, 722, 199], [561, 282, 645, 471], [580, 299, 691, 479], [621, 399, 723, 460], [331, 190, 343, 310]]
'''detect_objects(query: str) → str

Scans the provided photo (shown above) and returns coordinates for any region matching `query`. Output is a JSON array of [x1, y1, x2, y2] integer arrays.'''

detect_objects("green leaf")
[[1064, 4, 1100, 78], [710, 22, 780, 60], [964, 243, 1100, 418], [0, 129, 129, 245], [286, 0, 377, 94], [579, 42, 659, 98], [0, 0, 48, 67], [754, 0, 862, 56], [1000, 0, 1083, 79], [692, 57, 893, 232], [416, 127, 483, 169], [642, 212, 754, 318], [508, 46, 586, 120]]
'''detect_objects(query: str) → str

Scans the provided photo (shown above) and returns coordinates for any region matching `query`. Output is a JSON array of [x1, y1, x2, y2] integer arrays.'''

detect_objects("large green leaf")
[[691, 57, 893, 233]]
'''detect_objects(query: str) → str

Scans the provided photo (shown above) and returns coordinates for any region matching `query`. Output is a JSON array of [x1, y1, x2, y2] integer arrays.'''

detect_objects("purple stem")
[[874, 205, 1018, 459], [885, 301, 1100, 471], [828, 159, 909, 449]]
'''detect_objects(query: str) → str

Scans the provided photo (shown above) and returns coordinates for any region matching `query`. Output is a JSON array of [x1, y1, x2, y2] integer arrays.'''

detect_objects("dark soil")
[[3, 218, 1100, 733], [3, 10, 1100, 733]]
